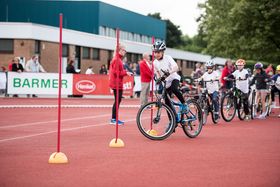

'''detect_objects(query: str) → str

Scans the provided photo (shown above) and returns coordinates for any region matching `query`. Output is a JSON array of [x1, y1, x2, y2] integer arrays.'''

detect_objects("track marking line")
[[0, 104, 140, 108], [0, 118, 136, 143], [0, 114, 111, 129]]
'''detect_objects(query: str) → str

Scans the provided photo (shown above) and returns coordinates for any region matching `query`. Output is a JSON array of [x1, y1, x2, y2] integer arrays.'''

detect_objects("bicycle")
[[191, 80, 220, 125], [220, 78, 249, 122], [136, 71, 203, 140], [251, 81, 274, 119]]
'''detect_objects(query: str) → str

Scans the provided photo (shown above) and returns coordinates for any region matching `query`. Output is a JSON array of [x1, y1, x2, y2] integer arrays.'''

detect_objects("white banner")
[[0, 72, 6, 90], [7, 72, 73, 95], [133, 75, 156, 92]]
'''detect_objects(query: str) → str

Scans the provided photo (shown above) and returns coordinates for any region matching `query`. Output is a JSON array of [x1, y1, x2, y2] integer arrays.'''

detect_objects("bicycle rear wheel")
[[136, 102, 176, 140], [221, 92, 236, 122], [182, 99, 203, 138]]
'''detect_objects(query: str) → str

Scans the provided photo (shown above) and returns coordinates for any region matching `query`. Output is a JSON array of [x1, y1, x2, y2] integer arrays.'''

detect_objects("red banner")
[[72, 74, 134, 96]]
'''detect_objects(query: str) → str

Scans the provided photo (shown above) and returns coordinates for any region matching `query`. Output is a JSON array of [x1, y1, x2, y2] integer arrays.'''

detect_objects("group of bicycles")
[[136, 72, 275, 141]]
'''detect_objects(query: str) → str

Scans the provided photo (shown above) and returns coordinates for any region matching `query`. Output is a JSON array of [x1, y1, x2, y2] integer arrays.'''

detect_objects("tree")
[[198, 0, 280, 64], [148, 13, 184, 48]]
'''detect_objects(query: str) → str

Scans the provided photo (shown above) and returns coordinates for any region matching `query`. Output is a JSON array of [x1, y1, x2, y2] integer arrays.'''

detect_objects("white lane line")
[[0, 118, 137, 143], [0, 105, 140, 108], [0, 114, 111, 129]]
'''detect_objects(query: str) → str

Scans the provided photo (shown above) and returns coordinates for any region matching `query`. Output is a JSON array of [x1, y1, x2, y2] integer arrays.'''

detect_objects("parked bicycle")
[[136, 71, 203, 140], [220, 78, 249, 122]]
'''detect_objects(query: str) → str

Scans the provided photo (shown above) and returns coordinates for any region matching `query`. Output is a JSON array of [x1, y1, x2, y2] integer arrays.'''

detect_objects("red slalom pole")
[[48, 13, 68, 163], [115, 29, 120, 142], [151, 36, 155, 102], [57, 13, 63, 153], [149, 37, 155, 132], [109, 28, 124, 147]]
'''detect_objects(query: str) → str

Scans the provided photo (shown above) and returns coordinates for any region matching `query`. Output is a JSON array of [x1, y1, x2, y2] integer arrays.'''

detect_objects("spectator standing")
[[25, 55, 46, 97], [66, 60, 78, 74], [139, 53, 152, 106], [11, 57, 24, 97], [221, 59, 234, 91], [99, 64, 107, 75], [25, 55, 46, 73], [109, 44, 133, 125], [265, 64, 274, 77], [85, 66, 94, 74]]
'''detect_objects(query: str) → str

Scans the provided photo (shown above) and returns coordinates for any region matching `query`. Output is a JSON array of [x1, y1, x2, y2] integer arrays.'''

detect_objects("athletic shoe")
[[257, 114, 266, 119], [214, 114, 219, 121], [271, 102, 276, 108], [110, 119, 124, 125], [245, 115, 251, 121]]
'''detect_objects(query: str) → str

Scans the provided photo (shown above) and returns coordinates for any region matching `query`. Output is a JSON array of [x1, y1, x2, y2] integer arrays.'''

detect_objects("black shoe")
[[32, 94, 37, 98]]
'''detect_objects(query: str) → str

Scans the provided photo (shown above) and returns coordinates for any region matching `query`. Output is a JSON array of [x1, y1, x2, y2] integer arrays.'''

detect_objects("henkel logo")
[[76, 80, 96, 93]]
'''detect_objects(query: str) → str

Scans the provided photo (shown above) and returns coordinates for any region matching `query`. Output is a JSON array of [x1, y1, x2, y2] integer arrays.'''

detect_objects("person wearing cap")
[[250, 62, 270, 119], [232, 59, 250, 120], [271, 65, 280, 117]]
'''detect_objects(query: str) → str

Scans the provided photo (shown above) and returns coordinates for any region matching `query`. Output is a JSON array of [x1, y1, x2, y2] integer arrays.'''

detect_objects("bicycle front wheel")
[[182, 99, 203, 138], [221, 92, 236, 122], [136, 102, 176, 140], [237, 98, 246, 120]]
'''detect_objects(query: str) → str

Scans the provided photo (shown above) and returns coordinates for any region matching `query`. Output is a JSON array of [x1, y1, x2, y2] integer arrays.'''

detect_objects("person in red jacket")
[[109, 44, 133, 125], [139, 53, 153, 106], [221, 59, 234, 90]]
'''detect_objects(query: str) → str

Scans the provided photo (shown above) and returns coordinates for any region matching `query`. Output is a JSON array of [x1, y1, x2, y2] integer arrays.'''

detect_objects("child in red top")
[[109, 44, 133, 125]]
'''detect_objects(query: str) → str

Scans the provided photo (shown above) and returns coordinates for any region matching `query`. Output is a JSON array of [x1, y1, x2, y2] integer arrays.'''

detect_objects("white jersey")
[[232, 69, 249, 93], [153, 54, 181, 88], [201, 71, 220, 94]]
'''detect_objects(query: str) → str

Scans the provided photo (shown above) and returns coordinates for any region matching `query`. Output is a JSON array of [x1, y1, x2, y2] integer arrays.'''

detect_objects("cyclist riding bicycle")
[[232, 59, 250, 120], [199, 60, 220, 121], [153, 40, 188, 122], [250, 62, 270, 119]]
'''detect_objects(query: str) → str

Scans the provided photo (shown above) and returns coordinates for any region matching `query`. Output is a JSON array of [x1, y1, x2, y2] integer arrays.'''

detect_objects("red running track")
[[0, 98, 279, 187]]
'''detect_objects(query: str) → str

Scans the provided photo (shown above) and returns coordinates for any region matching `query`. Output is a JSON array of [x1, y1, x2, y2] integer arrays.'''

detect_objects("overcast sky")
[[100, 0, 205, 37]]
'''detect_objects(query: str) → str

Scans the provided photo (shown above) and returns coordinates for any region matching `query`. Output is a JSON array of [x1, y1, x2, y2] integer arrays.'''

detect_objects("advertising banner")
[[72, 74, 134, 96], [7, 72, 73, 95]]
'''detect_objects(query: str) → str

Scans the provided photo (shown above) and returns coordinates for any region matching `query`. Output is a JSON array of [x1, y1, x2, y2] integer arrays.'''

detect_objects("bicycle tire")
[[237, 98, 246, 120], [136, 102, 176, 140], [221, 92, 236, 122], [210, 110, 219, 124], [196, 98, 208, 125], [251, 91, 256, 119], [182, 99, 203, 138]]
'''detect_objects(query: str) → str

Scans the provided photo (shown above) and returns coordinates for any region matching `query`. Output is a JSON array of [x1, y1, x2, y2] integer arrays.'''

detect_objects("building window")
[[0, 39, 13, 53], [35, 40, 40, 54], [62, 44, 69, 57], [92, 48, 100, 60], [99, 26, 105, 36], [82, 47, 90, 59]]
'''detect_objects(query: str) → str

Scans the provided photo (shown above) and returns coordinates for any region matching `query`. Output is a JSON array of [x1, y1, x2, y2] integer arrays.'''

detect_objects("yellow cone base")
[[109, 138, 125, 148], [48, 152, 68, 164], [147, 129, 158, 136]]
